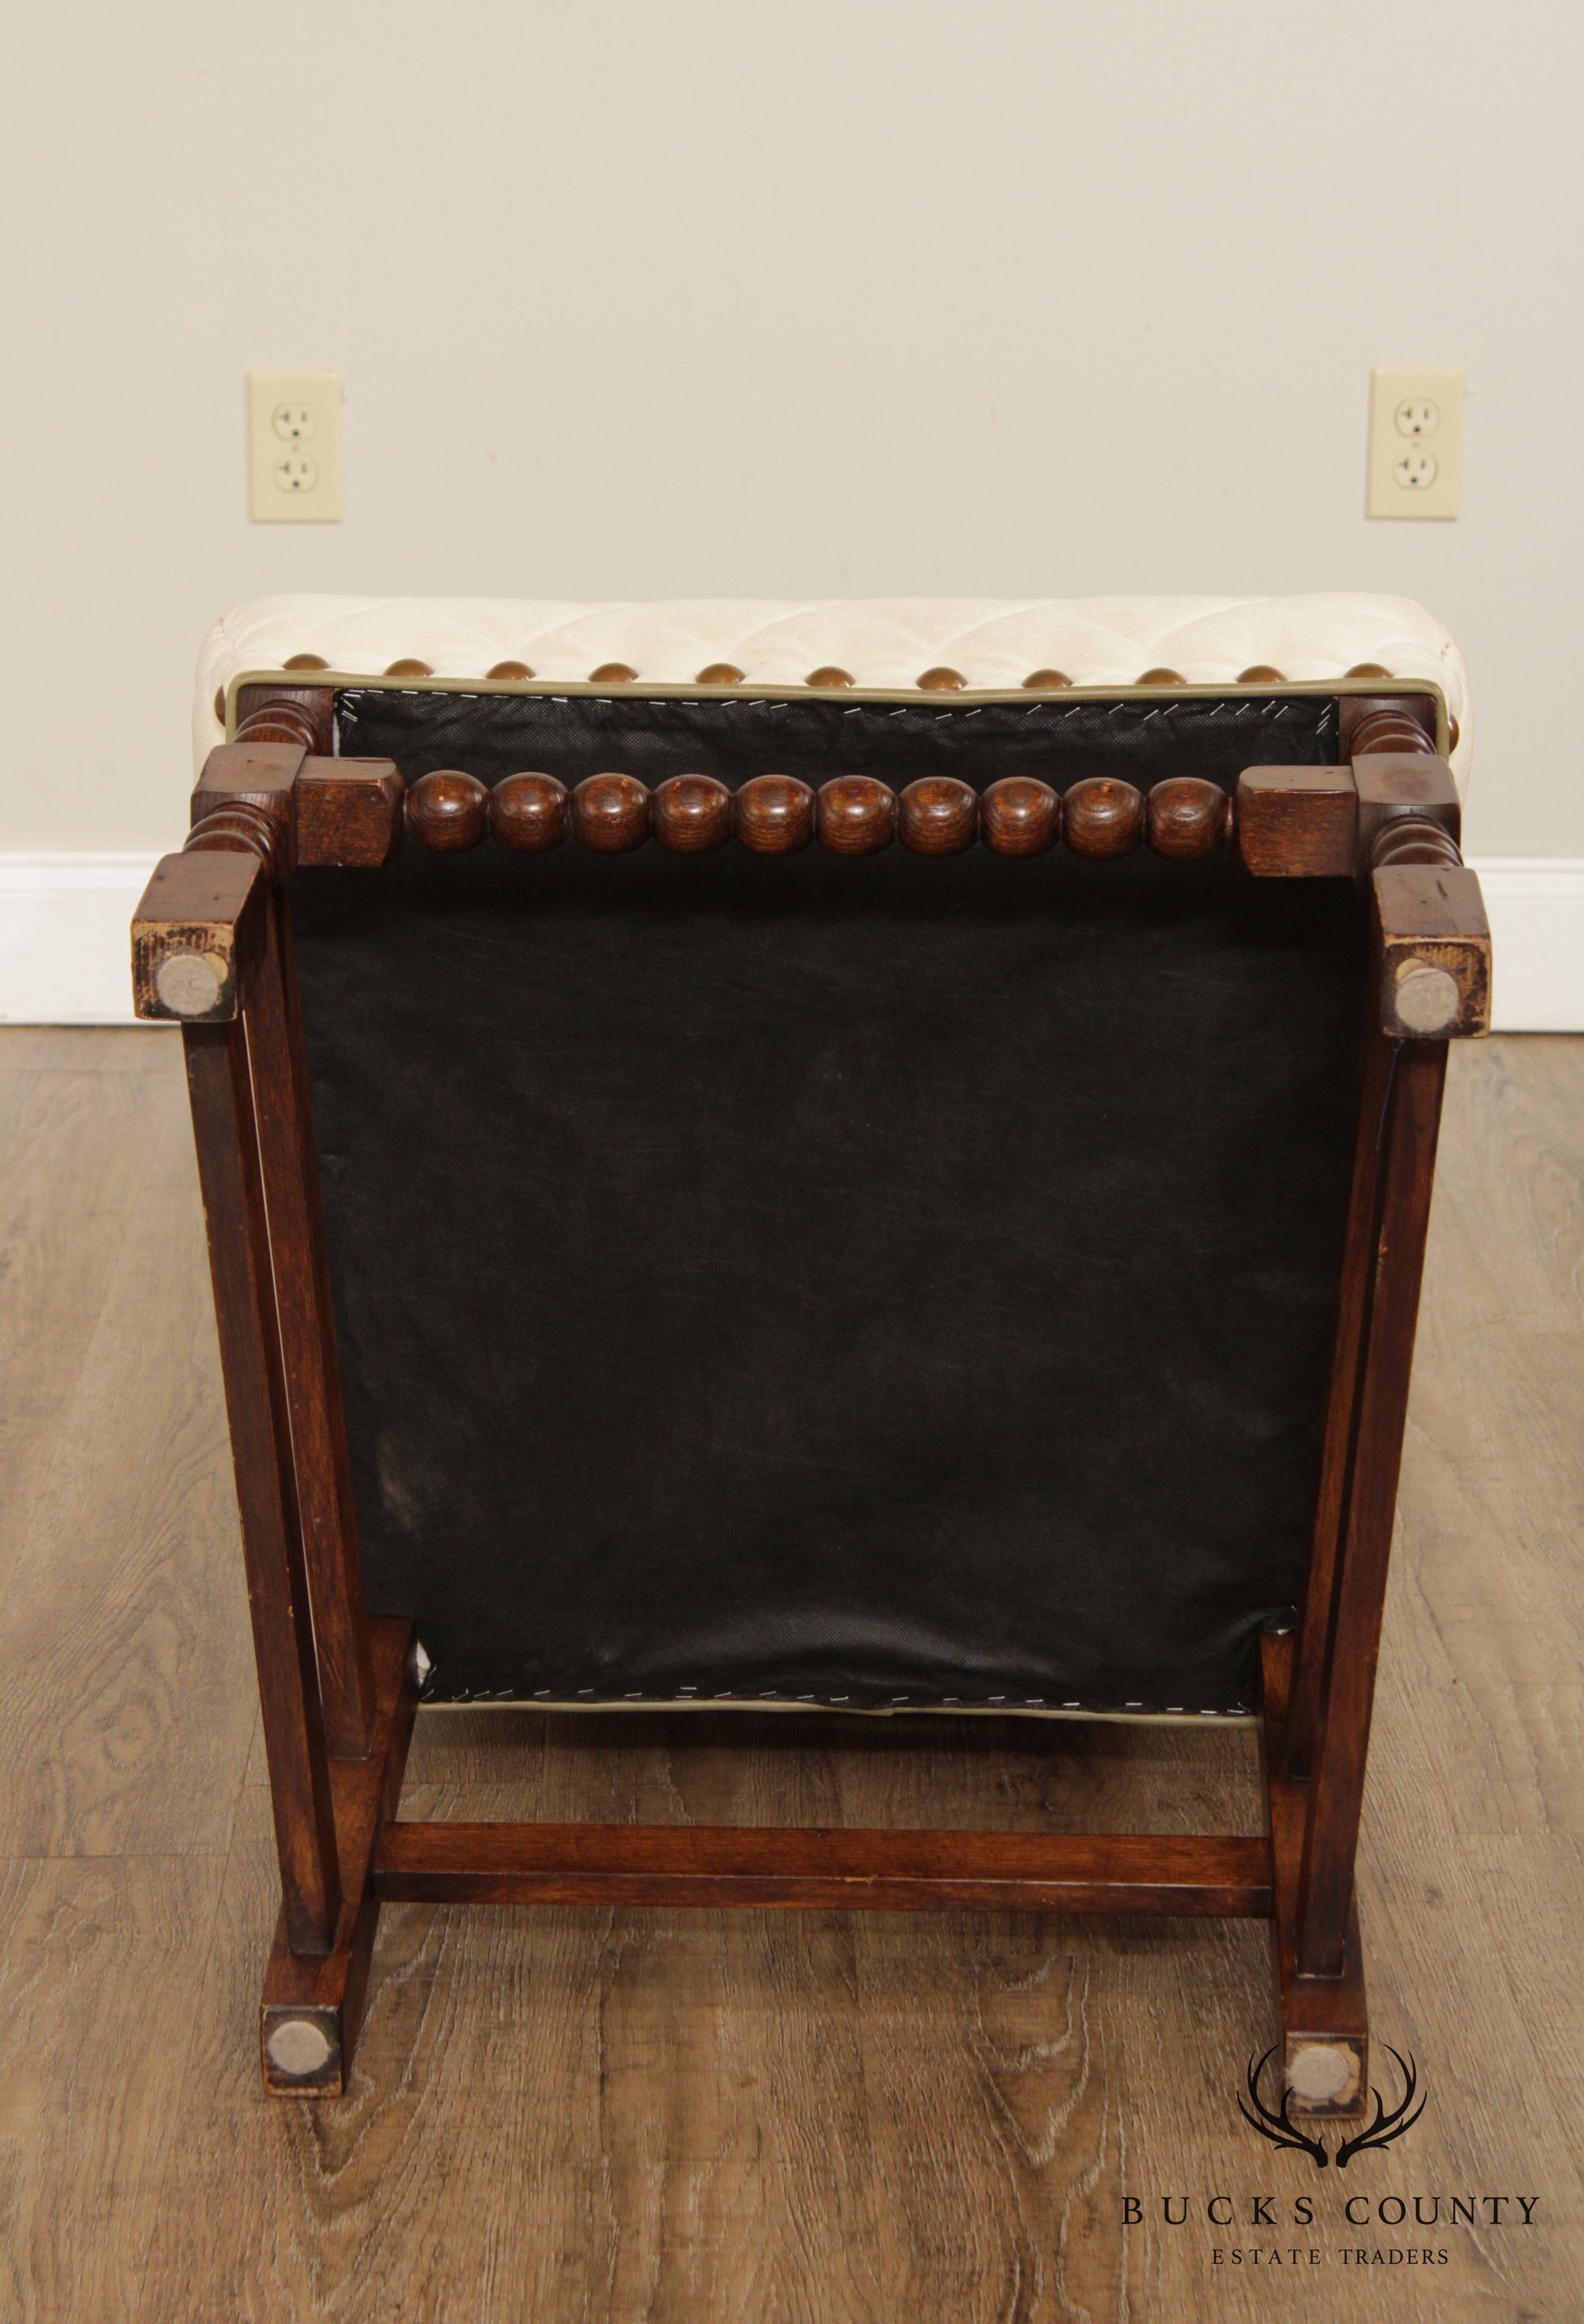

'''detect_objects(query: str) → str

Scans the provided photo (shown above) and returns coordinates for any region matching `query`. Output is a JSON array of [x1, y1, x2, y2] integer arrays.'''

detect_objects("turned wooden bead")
[[1238, 664, 1284, 683], [571, 772, 649, 851], [805, 666, 854, 689], [898, 776, 977, 856], [490, 772, 567, 851], [917, 666, 966, 692], [589, 661, 638, 685], [1369, 815, 1462, 871], [1347, 661, 1391, 680], [734, 773, 815, 852], [1022, 669, 1072, 690], [1350, 706, 1436, 756], [1147, 776, 1230, 859], [212, 688, 226, 723], [385, 657, 433, 678], [1448, 716, 1461, 752], [980, 777, 1061, 856], [487, 660, 534, 680], [653, 773, 732, 852], [695, 663, 744, 686], [1064, 776, 1145, 857], [186, 799, 289, 883], [284, 652, 329, 671], [407, 769, 488, 850], [234, 698, 321, 751], [1136, 667, 1185, 688], [818, 776, 896, 855]]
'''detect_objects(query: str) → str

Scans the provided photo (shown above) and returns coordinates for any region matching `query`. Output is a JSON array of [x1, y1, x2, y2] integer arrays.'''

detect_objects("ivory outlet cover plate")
[[248, 370, 343, 522], [1367, 367, 1463, 519]]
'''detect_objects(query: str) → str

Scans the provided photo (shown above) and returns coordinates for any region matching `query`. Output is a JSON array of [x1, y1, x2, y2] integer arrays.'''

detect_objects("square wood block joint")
[[1354, 754, 1461, 853], [191, 742, 306, 843], [296, 757, 405, 867], [1237, 766, 1358, 877]]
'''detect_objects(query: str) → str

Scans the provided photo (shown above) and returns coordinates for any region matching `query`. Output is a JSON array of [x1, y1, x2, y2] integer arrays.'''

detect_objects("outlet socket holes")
[[1392, 449, 1437, 490], [1394, 398, 1438, 439], [273, 453, 319, 493], [271, 402, 316, 444]]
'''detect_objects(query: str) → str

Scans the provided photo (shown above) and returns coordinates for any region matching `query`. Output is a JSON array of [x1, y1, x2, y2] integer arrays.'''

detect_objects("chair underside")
[[132, 661, 1486, 2110]]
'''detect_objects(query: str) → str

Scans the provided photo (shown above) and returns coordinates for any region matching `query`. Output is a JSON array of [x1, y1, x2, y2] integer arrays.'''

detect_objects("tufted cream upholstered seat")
[[196, 592, 1471, 786]]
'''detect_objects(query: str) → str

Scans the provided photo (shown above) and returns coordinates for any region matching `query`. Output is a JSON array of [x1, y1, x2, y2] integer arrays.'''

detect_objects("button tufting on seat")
[[695, 663, 744, 686], [193, 596, 1472, 790], [917, 666, 966, 691], [487, 660, 534, 681]]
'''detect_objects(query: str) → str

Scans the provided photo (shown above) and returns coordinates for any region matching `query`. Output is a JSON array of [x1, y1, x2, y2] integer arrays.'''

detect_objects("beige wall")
[[3, 1, 1579, 857]]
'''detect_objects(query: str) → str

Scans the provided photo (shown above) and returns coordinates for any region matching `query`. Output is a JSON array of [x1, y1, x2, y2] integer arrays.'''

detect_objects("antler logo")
[[1238, 2047, 1425, 2170]]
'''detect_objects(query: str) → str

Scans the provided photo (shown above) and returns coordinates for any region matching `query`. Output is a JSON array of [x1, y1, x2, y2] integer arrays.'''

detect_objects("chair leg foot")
[[262, 1994, 349, 2095], [1285, 2035, 1366, 2114], [259, 1617, 417, 2097], [1277, 1901, 1369, 2118]]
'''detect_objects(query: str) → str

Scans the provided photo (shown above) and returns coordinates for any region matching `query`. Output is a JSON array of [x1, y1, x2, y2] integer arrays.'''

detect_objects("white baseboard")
[[0, 853, 160, 1025], [2, 849, 1582, 1032], [1467, 859, 1584, 1032]]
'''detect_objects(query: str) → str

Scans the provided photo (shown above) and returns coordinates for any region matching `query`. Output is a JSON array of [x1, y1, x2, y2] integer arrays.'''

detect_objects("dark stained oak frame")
[[132, 678, 1488, 2105]]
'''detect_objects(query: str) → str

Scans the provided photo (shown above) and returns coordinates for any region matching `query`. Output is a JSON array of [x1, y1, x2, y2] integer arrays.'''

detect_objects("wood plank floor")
[[1, 1025, 1580, 2321]]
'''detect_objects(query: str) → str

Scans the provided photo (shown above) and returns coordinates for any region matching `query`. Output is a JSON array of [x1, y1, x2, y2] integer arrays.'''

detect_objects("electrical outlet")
[[1367, 368, 1462, 519], [248, 370, 342, 521]]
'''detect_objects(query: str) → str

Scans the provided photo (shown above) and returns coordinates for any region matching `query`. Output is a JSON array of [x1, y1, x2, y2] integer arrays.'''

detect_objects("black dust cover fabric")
[[291, 689, 1362, 1714]]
